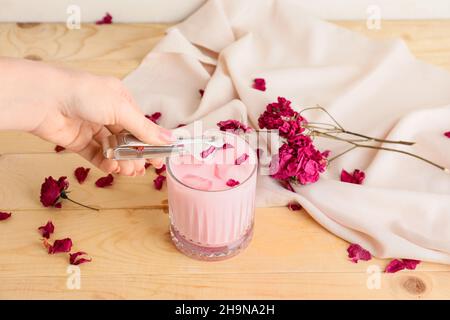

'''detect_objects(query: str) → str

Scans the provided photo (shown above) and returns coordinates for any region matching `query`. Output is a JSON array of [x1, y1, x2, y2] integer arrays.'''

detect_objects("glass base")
[[170, 224, 254, 261]]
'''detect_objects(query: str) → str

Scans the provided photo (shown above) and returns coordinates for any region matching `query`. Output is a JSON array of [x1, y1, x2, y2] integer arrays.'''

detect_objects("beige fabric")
[[124, 0, 450, 263]]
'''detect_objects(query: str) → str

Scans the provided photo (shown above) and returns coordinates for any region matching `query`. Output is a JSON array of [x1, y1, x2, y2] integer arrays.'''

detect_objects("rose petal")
[[54, 145, 65, 153], [96, 12, 113, 25], [226, 179, 240, 187], [144, 162, 151, 169], [235, 153, 249, 165], [176, 124, 186, 128], [200, 146, 216, 159], [217, 119, 252, 133], [252, 78, 266, 91], [347, 243, 372, 263], [444, 131, 450, 138], [222, 143, 234, 149], [74, 167, 90, 184], [0, 211, 12, 221], [69, 251, 92, 265], [340, 169, 365, 185], [199, 89, 204, 97], [95, 174, 114, 188], [287, 202, 302, 211], [385, 259, 406, 273], [145, 112, 162, 124], [47, 238, 73, 254], [38, 221, 54, 239], [155, 164, 166, 175], [402, 259, 421, 270], [153, 175, 166, 190]]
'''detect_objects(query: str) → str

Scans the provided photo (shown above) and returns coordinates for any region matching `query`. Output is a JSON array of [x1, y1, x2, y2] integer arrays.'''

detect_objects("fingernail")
[[159, 128, 176, 143]]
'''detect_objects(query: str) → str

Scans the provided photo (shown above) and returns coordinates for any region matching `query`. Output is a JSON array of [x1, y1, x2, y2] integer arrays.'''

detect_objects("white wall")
[[1, 0, 450, 22]]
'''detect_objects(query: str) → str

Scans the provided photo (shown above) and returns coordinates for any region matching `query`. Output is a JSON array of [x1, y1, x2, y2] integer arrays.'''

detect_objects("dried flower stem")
[[60, 192, 99, 211]]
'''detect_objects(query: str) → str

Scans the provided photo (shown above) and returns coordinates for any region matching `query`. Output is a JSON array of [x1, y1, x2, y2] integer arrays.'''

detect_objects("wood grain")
[[1, 21, 450, 299]]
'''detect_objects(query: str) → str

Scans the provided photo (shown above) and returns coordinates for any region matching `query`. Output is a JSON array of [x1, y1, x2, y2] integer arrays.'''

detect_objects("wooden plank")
[[0, 272, 448, 299], [0, 153, 166, 210], [0, 208, 448, 279]]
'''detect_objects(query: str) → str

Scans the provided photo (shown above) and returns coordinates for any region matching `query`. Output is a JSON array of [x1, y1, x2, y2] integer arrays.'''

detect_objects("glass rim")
[[166, 131, 258, 193]]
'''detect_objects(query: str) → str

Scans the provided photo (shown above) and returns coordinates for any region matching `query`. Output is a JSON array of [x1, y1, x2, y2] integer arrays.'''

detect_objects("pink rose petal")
[[54, 145, 65, 153], [155, 164, 166, 175], [226, 179, 240, 187], [402, 259, 421, 270], [96, 12, 113, 25], [253, 78, 266, 91], [385, 259, 406, 273], [347, 243, 372, 263], [153, 175, 166, 190], [444, 131, 450, 138], [201, 146, 216, 159], [46, 238, 73, 254], [341, 169, 365, 185], [235, 153, 249, 165], [145, 112, 162, 124]]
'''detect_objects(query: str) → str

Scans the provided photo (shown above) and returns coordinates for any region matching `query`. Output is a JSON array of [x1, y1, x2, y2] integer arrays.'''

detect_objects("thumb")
[[116, 103, 175, 145]]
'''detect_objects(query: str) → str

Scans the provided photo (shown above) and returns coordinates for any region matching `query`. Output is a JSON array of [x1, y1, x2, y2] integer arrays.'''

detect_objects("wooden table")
[[1, 21, 450, 299]]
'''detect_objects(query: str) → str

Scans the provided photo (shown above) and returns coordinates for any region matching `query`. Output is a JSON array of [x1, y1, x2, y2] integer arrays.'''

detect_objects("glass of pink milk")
[[166, 131, 257, 261]]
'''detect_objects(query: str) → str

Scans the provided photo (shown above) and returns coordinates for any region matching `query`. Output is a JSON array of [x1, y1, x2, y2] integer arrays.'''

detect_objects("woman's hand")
[[0, 58, 170, 176]]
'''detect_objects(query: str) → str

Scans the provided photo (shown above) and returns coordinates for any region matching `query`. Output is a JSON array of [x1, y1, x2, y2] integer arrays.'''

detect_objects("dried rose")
[[96, 12, 113, 25], [145, 112, 162, 124], [69, 251, 92, 265], [235, 153, 249, 165], [40, 176, 69, 208], [252, 78, 266, 91], [38, 221, 54, 239], [155, 164, 166, 175], [54, 145, 65, 153], [0, 211, 12, 221], [340, 169, 365, 185], [47, 238, 73, 254], [199, 89, 205, 97], [445, 131, 450, 138], [154, 175, 166, 190], [95, 174, 114, 188], [217, 119, 252, 134], [222, 143, 234, 149], [385, 259, 406, 273], [144, 162, 151, 170], [226, 179, 240, 187], [74, 167, 90, 184], [347, 243, 372, 263], [201, 146, 216, 159], [287, 202, 302, 211]]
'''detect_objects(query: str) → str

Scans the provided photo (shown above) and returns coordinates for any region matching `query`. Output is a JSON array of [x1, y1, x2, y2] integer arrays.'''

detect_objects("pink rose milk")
[[166, 132, 257, 260]]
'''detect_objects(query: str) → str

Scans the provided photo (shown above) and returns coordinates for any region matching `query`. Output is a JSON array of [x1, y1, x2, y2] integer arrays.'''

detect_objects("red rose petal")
[[69, 251, 92, 265], [322, 150, 331, 158], [235, 153, 249, 165], [176, 124, 186, 128], [95, 174, 114, 188], [347, 243, 372, 263], [38, 221, 54, 239], [385, 259, 406, 273], [155, 164, 166, 175], [0, 211, 12, 221], [54, 145, 66, 153], [47, 238, 73, 254], [252, 78, 266, 91], [199, 89, 204, 97], [96, 12, 113, 25], [144, 162, 151, 169], [74, 167, 90, 184], [287, 202, 302, 211], [444, 131, 450, 138], [153, 175, 166, 190], [145, 112, 162, 124], [402, 259, 421, 270], [226, 179, 240, 187], [201, 145, 216, 159], [340, 169, 365, 185]]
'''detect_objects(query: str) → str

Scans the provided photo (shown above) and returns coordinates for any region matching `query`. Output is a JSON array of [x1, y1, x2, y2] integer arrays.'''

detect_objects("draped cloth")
[[123, 0, 450, 263]]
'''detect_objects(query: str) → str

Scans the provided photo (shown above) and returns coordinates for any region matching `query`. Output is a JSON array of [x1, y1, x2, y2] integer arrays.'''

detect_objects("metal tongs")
[[102, 132, 224, 160]]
